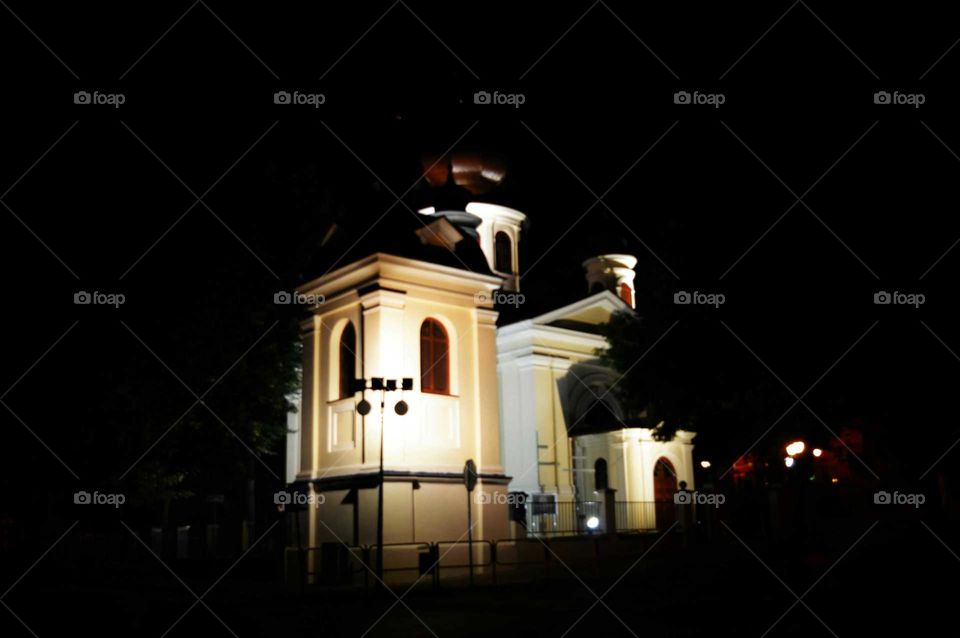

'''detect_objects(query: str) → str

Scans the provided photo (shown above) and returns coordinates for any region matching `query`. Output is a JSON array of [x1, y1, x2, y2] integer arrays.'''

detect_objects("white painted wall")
[[294, 254, 509, 545]]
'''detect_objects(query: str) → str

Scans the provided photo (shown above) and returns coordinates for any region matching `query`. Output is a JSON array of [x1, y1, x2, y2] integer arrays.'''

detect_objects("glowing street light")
[[700, 460, 712, 469], [784, 457, 795, 468], [586, 516, 600, 530], [812, 448, 823, 458], [785, 441, 806, 457]]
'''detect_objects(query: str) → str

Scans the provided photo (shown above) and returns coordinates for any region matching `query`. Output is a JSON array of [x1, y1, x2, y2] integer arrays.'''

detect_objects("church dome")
[[420, 151, 507, 195]]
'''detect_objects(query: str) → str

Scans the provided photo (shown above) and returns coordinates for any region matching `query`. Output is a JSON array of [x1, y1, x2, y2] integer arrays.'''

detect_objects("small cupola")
[[416, 152, 525, 292], [582, 254, 637, 308], [465, 202, 526, 292]]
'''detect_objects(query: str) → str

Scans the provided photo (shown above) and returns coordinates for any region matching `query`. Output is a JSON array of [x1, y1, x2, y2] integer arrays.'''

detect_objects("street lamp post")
[[353, 376, 413, 587]]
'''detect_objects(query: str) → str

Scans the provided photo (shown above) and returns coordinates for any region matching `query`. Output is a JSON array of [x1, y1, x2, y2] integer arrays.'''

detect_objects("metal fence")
[[527, 500, 675, 536], [297, 534, 664, 590], [615, 501, 676, 532], [528, 500, 604, 536], [294, 500, 685, 588]]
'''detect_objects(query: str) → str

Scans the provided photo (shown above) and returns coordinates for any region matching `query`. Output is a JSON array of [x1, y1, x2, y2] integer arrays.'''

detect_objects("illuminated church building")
[[286, 158, 696, 551]]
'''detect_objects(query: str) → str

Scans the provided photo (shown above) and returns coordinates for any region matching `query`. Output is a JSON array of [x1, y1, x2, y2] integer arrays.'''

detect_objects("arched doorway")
[[653, 457, 678, 531], [653, 457, 677, 501]]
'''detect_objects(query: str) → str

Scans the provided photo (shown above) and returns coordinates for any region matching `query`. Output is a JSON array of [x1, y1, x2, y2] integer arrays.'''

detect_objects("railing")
[[527, 500, 675, 536], [298, 534, 669, 590], [295, 501, 686, 587], [303, 543, 367, 586], [434, 539, 495, 585], [615, 501, 676, 532], [528, 500, 604, 536]]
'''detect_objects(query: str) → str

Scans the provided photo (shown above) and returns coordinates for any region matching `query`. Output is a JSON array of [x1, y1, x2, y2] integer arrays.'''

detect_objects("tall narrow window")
[[594, 458, 609, 491], [420, 319, 449, 394], [339, 323, 356, 399], [494, 231, 512, 273]]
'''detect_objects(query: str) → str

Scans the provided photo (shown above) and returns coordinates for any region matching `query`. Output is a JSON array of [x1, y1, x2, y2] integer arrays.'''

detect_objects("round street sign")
[[463, 459, 478, 492]]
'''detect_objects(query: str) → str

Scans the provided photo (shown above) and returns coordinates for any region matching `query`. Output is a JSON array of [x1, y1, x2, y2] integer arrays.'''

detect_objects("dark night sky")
[[2, 1, 960, 483], [5, 5, 960, 638]]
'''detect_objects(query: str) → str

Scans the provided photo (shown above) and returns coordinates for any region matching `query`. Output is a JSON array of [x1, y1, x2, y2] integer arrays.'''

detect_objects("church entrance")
[[653, 457, 678, 530], [653, 457, 677, 500]]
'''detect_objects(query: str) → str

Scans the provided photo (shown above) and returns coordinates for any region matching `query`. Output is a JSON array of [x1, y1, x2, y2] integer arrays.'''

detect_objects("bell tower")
[[582, 254, 637, 308], [466, 202, 526, 292]]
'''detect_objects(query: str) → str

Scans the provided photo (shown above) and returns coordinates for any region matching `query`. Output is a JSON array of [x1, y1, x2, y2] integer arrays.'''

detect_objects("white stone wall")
[[293, 254, 508, 545]]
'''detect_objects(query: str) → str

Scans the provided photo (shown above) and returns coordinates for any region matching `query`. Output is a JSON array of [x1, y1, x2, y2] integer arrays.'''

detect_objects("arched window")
[[420, 319, 449, 394], [594, 458, 609, 491], [339, 323, 357, 399], [494, 231, 512, 273]]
